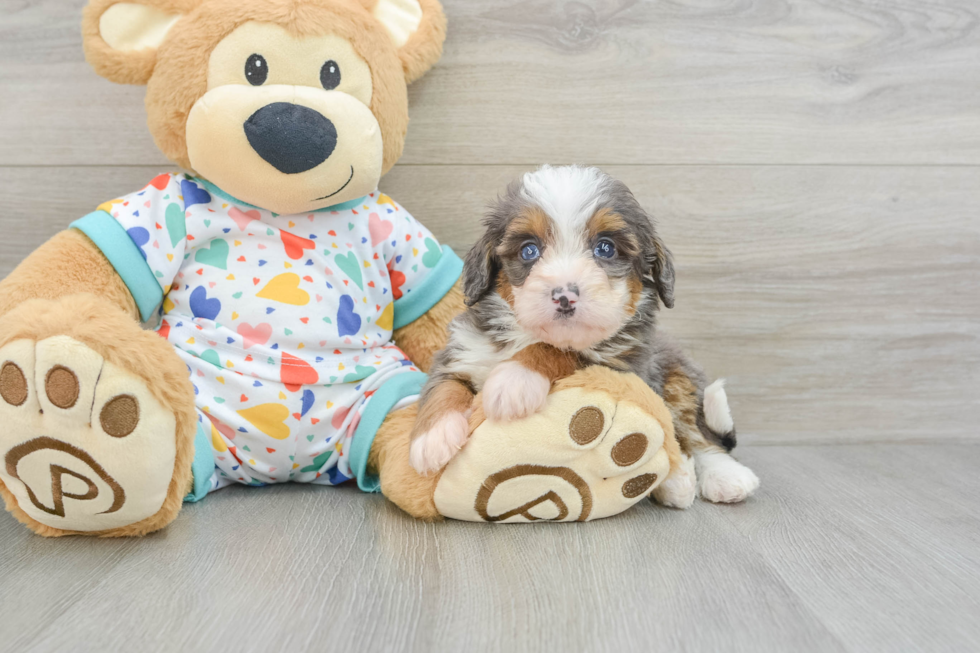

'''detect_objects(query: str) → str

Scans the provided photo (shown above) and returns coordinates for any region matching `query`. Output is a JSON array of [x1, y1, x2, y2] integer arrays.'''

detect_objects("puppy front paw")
[[482, 361, 551, 422], [409, 411, 470, 475]]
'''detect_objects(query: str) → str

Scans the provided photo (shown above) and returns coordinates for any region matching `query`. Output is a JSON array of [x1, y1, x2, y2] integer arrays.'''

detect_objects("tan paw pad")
[[0, 361, 28, 406], [0, 337, 177, 532], [434, 387, 671, 523]]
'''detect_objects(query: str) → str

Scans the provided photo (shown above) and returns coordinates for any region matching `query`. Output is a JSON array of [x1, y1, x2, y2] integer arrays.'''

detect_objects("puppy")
[[409, 166, 759, 507]]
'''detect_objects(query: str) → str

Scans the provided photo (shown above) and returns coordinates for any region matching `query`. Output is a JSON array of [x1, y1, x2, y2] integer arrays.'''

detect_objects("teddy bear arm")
[[0, 229, 138, 320], [391, 279, 465, 373]]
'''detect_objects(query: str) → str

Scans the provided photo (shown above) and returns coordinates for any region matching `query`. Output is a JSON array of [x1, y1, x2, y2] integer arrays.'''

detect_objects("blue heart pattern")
[[337, 295, 361, 337], [181, 179, 212, 210], [189, 286, 221, 320], [126, 227, 150, 260], [300, 389, 315, 417]]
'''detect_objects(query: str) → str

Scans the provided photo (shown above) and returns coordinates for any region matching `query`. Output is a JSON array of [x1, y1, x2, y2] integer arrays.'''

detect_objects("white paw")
[[652, 453, 697, 509], [409, 411, 470, 475], [482, 361, 550, 422], [697, 452, 760, 504]]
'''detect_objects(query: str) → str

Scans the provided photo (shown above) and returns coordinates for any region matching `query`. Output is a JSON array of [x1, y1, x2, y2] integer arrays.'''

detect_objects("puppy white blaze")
[[520, 165, 608, 236]]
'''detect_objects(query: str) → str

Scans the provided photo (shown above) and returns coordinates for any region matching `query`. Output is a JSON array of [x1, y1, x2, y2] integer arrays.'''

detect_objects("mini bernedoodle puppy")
[[409, 165, 759, 507]]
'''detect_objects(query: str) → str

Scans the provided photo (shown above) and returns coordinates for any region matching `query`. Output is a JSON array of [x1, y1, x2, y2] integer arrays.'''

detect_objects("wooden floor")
[[3, 444, 980, 652], [1, 0, 979, 650]]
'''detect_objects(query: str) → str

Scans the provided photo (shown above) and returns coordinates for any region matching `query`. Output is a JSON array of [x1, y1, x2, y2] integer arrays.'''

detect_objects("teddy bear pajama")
[[71, 173, 462, 498]]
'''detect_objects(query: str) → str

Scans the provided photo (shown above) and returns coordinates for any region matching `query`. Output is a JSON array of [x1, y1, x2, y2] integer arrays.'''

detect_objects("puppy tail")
[[699, 379, 737, 452]]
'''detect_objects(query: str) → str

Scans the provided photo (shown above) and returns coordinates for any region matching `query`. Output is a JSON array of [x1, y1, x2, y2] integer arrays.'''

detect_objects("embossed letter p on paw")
[[0, 337, 177, 533], [434, 380, 674, 523]]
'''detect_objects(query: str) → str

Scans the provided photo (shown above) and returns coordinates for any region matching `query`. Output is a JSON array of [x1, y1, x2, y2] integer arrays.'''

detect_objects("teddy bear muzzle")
[[185, 83, 383, 215]]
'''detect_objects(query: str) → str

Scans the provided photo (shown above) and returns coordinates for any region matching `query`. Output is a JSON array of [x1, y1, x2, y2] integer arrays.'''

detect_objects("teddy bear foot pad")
[[0, 336, 178, 533], [434, 379, 673, 523]]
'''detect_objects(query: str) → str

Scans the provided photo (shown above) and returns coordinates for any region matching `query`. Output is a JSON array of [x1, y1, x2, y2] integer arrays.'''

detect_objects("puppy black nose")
[[552, 285, 579, 311], [244, 102, 337, 174]]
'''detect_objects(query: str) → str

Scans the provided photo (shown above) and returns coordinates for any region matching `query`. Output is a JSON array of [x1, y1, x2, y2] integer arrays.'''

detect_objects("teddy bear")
[[0, 0, 726, 536]]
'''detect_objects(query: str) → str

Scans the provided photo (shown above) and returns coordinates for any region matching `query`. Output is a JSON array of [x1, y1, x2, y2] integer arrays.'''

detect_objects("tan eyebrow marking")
[[587, 208, 640, 257], [498, 206, 553, 255], [586, 208, 628, 241]]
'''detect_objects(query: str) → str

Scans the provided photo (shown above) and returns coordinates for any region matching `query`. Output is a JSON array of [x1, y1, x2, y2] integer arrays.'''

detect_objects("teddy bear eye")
[[320, 60, 341, 90], [245, 54, 268, 86]]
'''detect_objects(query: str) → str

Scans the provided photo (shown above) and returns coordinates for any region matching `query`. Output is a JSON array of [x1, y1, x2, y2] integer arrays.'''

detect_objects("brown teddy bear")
[[0, 0, 724, 537]]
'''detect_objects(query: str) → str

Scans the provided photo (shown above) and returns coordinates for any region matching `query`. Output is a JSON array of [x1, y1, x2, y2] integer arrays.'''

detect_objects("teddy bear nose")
[[244, 102, 338, 174]]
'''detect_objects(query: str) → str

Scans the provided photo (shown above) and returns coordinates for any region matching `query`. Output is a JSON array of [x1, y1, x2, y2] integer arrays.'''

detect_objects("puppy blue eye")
[[594, 239, 616, 259], [521, 243, 540, 261]]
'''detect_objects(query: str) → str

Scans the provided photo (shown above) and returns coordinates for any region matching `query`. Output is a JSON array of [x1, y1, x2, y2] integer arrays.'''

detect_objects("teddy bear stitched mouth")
[[314, 165, 355, 201]]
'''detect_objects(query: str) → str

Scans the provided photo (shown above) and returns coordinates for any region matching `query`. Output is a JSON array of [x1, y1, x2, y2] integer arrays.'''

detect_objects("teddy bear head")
[[82, 0, 445, 214]]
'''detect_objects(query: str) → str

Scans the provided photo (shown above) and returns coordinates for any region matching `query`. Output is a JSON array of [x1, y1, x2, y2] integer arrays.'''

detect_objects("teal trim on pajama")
[[348, 371, 428, 493], [184, 421, 215, 503], [70, 211, 164, 322], [392, 246, 463, 329]]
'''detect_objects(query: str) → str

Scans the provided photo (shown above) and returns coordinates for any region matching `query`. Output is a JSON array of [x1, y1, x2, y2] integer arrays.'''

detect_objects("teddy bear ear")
[[82, 0, 193, 85], [370, 0, 447, 83]]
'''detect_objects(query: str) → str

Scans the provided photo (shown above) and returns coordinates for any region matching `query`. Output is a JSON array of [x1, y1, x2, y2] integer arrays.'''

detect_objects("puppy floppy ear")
[[462, 229, 500, 307], [82, 0, 197, 85], [370, 0, 447, 83], [647, 236, 675, 309], [607, 178, 676, 309]]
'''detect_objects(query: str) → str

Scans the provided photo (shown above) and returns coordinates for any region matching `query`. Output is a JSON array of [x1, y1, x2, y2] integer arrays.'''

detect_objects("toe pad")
[[434, 385, 671, 523]]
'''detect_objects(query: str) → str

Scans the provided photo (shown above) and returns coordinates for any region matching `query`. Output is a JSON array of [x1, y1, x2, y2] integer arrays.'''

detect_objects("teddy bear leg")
[[431, 367, 683, 522], [369, 366, 685, 523], [367, 402, 443, 521], [0, 295, 198, 537]]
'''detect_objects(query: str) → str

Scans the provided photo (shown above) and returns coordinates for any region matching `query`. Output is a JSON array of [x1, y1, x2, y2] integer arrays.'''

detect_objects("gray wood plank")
[[3, 1, 979, 651], [2, 444, 979, 652], [2, 0, 980, 166], [1, 164, 976, 444], [715, 444, 980, 653]]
